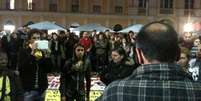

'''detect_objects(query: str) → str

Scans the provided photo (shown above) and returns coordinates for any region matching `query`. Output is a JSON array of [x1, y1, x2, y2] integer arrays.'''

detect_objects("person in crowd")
[[91, 30, 97, 39], [104, 30, 111, 39], [177, 47, 190, 72], [128, 31, 136, 45], [7, 32, 20, 70], [60, 43, 91, 101], [96, 21, 201, 101], [94, 32, 109, 72], [99, 47, 135, 86], [40, 30, 48, 40], [18, 29, 51, 101], [107, 33, 117, 56], [189, 44, 201, 81], [113, 34, 122, 49], [181, 32, 194, 49], [64, 31, 77, 61], [50, 33, 61, 72], [0, 49, 24, 101], [58, 31, 66, 44], [79, 31, 95, 72], [122, 35, 133, 57], [79, 31, 93, 54], [190, 36, 201, 58]]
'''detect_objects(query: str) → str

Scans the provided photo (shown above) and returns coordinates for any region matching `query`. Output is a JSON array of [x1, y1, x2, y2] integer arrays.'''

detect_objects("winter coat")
[[60, 57, 91, 99]]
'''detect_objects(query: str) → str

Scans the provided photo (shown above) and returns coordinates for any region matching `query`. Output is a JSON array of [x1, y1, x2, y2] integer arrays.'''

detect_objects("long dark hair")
[[112, 47, 127, 62], [72, 43, 86, 62]]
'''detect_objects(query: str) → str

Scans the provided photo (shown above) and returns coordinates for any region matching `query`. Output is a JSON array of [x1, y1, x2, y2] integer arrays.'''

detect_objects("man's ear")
[[135, 48, 143, 64]]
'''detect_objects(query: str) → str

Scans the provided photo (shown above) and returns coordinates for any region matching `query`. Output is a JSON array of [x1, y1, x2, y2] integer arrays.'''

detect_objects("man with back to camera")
[[96, 21, 201, 101]]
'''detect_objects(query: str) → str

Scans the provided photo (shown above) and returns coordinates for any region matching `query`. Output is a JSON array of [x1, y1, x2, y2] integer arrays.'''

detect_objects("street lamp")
[[183, 23, 193, 32], [3, 23, 15, 34]]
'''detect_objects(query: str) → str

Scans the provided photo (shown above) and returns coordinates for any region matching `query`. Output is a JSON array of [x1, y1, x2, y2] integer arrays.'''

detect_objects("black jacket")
[[100, 58, 136, 85], [18, 48, 51, 93], [60, 57, 91, 99]]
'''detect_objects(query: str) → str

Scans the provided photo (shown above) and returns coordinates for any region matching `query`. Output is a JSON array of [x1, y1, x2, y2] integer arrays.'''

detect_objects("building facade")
[[0, 0, 200, 33]]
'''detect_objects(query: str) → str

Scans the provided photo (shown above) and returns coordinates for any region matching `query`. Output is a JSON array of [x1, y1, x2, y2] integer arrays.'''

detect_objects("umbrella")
[[72, 23, 113, 32], [119, 24, 143, 33], [28, 21, 66, 31]]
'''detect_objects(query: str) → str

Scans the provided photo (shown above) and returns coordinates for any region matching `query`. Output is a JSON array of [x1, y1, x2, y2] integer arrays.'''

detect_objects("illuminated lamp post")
[[3, 23, 15, 34], [183, 23, 193, 32]]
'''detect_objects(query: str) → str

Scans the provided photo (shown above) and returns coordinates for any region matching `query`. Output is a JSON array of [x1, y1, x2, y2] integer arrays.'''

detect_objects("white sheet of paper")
[[35, 40, 49, 50]]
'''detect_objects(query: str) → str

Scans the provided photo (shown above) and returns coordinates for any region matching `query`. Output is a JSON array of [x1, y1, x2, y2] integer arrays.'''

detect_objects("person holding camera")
[[18, 29, 51, 101], [60, 43, 91, 101], [97, 22, 201, 101]]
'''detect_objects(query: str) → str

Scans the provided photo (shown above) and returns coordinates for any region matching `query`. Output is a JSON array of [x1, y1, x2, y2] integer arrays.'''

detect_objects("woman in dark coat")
[[100, 47, 136, 86], [60, 43, 91, 101]]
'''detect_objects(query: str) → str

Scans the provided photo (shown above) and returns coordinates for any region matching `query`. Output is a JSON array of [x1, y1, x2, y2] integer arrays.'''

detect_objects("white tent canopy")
[[28, 21, 66, 31], [72, 23, 113, 32], [119, 24, 143, 33]]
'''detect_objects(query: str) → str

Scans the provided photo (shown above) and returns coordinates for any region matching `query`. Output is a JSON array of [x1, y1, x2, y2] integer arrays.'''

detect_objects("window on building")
[[184, 0, 194, 16], [128, 0, 135, 8], [115, 6, 123, 14], [92, 0, 102, 13], [27, 0, 35, 10], [93, 5, 101, 13], [139, 0, 147, 8], [160, 0, 173, 8], [160, 0, 173, 14], [72, 0, 79, 12], [6, 0, 15, 10], [138, 0, 147, 15], [115, 0, 123, 14], [185, 0, 194, 9], [49, 0, 57, 12]]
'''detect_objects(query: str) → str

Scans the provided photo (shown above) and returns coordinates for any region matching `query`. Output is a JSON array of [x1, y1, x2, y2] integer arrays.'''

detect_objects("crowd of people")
[[0, 20, 201, 101]]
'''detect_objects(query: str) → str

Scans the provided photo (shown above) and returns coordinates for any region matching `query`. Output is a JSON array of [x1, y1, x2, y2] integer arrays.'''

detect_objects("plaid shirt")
[[97, 63, 201, 101]]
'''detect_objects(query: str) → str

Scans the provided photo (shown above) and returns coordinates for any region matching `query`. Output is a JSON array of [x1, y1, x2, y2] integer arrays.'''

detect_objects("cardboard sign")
[[90, 90, 103, 101], [47, 73, 60, 89], [45, 90, 61, 101], [88, 75, 105, 101]]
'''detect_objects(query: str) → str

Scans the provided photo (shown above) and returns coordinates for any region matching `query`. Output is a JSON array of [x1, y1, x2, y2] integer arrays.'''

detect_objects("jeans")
[[24, 91, 43, 101]]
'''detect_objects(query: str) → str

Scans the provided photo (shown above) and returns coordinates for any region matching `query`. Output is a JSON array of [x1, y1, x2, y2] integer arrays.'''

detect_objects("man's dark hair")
[[136, 21, 180, 63]]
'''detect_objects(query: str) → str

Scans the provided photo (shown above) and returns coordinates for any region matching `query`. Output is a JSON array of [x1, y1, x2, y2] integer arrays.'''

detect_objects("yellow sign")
[[90, 90, 103, 101], [45, 90, 61, 101]]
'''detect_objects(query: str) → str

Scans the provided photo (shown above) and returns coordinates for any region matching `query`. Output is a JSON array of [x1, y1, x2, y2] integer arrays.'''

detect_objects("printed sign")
[[45, 73, 61, 101], [90, 90, 103, 101], [88, 75, 106, 101], [45, 90, 61, 101], [47, 73, 61, 89]]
